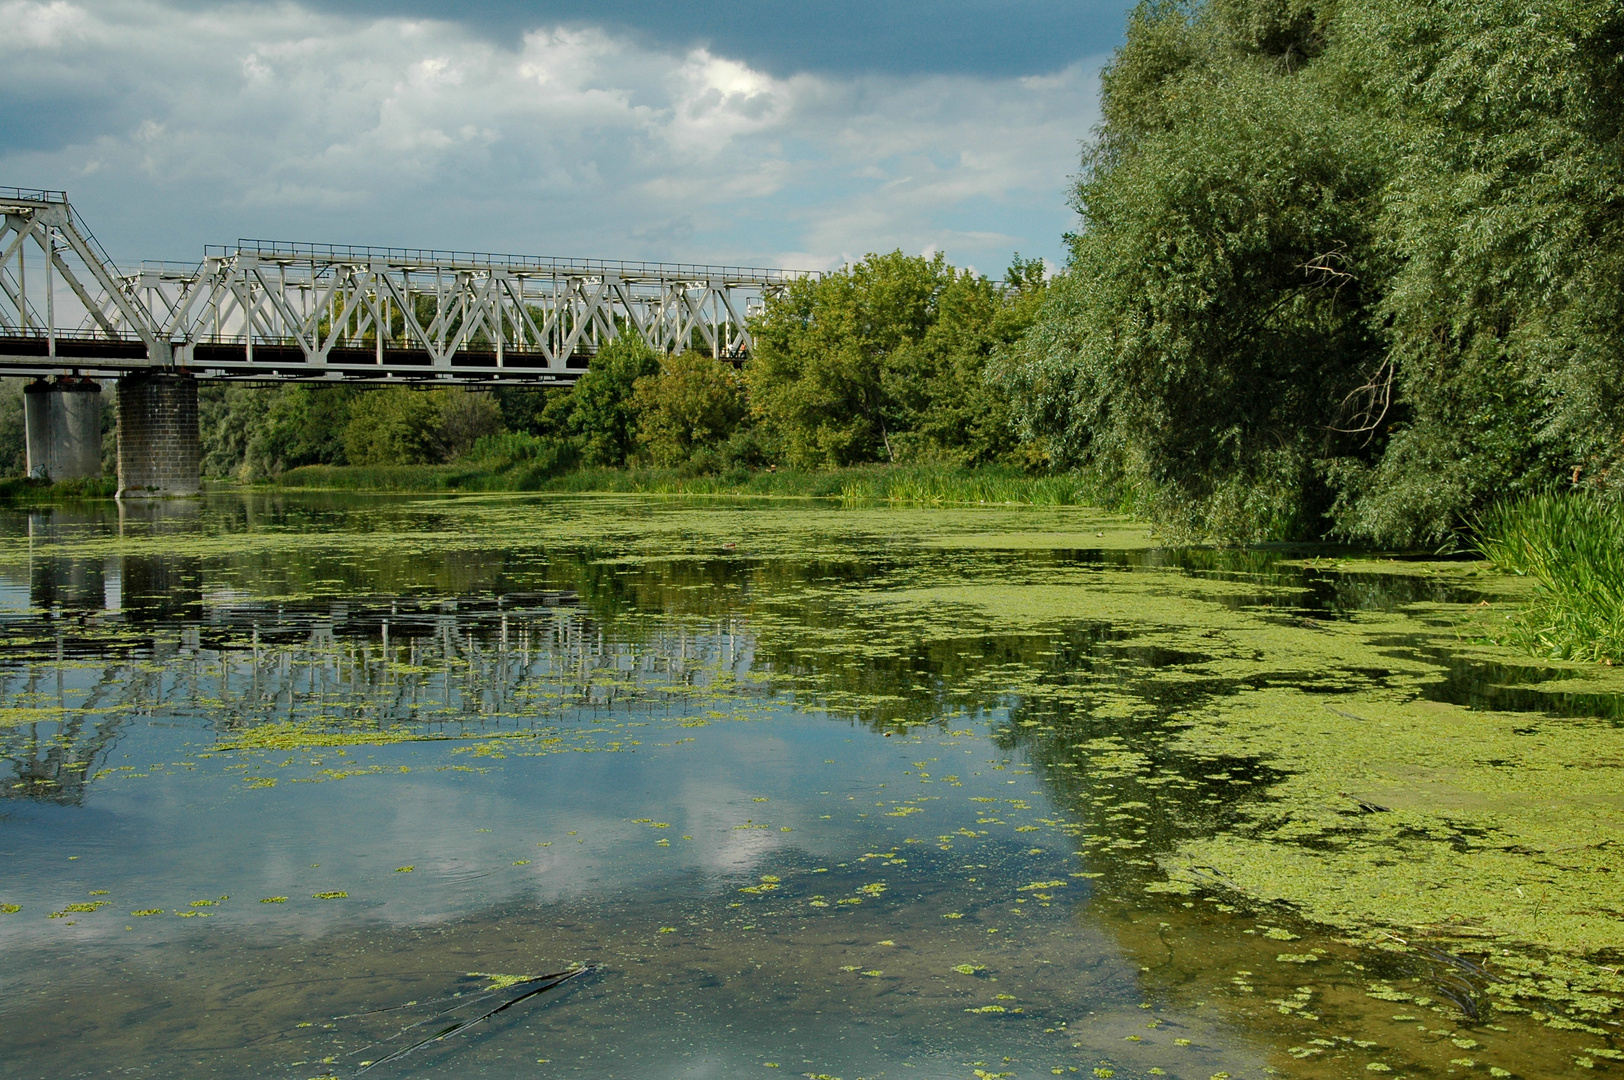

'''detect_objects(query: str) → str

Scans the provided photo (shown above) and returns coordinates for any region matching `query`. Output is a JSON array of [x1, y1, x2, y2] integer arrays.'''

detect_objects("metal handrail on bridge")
[[219, 239, 805, 286]]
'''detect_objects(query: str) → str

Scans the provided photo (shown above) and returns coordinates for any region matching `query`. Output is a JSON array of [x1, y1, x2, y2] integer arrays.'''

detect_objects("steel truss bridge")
[[0, 187, 807, 384]]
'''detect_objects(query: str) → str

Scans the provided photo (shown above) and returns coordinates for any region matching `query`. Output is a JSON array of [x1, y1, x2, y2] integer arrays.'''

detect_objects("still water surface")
[[0, 495, 1618, 1079]]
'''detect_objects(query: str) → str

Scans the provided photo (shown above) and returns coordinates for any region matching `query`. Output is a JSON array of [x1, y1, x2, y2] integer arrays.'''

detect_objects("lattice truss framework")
[[0, 189, 166, 358], [0, 187, 806, 382]]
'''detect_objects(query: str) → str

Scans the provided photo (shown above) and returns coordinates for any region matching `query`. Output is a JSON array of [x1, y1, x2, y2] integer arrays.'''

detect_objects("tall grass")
[[280, 433, 577, 492], [1474, 495, 1624, 661], [273, 454, 1102, 507], [833, 465, 1099, 507], [0, 475, 118, 503]]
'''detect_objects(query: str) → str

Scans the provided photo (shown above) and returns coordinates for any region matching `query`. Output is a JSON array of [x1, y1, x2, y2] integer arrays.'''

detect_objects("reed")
[[0, 475, 118, 503], [273, 457, 1103, 505], [1474, 494, 1624, 662]]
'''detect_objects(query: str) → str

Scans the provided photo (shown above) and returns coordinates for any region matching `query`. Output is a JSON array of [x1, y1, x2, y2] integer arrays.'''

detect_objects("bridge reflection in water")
[[0, 505, 758, 806]]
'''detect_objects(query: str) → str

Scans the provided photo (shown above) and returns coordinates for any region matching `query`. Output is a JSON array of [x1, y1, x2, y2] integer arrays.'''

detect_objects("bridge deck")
[[0, 334, 593, 383]]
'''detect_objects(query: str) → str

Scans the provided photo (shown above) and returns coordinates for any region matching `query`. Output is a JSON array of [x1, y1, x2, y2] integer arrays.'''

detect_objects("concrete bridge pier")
[[116, 372, 199, 498], [24, 377, 103, 481]]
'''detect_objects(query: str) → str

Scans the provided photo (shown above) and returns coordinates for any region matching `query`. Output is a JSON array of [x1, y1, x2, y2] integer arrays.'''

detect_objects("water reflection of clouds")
[[0, 707, 966, 950]]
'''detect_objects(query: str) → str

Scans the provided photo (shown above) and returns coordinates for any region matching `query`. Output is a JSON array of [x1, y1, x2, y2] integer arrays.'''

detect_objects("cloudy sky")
[[2, 1, 1132, 273]]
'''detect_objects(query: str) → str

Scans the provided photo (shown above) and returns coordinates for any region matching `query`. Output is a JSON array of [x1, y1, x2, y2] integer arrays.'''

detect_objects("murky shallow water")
[[1, 495, 1620, 1080]]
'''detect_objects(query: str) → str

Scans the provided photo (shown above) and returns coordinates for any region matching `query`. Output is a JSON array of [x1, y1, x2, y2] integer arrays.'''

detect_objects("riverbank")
[[0, 476, 118, 505], [274, 460, 1104, 507]]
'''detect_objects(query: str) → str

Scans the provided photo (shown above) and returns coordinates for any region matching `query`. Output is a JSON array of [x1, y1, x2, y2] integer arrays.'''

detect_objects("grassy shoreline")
[[1475, 495, 1624, 663], [271, 461, 1107, 507], [0, 475, 119, 504]]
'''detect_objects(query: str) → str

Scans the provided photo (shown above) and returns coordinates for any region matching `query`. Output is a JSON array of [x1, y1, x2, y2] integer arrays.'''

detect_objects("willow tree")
[[1015, 0, 1624, 545]]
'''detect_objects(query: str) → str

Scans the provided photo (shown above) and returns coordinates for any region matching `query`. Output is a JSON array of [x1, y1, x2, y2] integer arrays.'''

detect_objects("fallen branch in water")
[[354, 965, 592, 1074]]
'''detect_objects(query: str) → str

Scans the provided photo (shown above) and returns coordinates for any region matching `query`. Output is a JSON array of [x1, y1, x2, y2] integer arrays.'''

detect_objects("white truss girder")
[[0, 188, 806, 383]]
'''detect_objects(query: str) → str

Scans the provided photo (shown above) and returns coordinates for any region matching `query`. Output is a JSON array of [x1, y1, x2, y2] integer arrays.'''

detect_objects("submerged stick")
[[355, 966, 591, 1074], [342, 985, 523, 1056], [1416, 943, 1504, 983]]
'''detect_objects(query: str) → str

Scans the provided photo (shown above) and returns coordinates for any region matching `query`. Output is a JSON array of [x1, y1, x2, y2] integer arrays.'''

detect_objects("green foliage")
[[746, 251, 1041, 468], [343, 387, 501, 467], [833, 464, 1097, 507], [566, 335, 660, 466], [273, 459, 1093, 503], [746, 250, 947, 466], [887, 258, 1050, 466], [0, 475, 116, 503], [630, 352, 747, 467], [0, 379, 26, 476], [1015, 0, 1624, 546], [1013, 0, 1385, 543], [1476, 495, 1624, 662], [344, 388, 441, 466], [494, 386, 574, 438], [201, 383, 354, 480], [462, 431, 579, 484], [434, 388, 504, 460], [1333, 0, 1624, 546]]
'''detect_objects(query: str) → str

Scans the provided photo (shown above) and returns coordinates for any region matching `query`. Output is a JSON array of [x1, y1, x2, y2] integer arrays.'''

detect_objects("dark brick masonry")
[[116, 373, 199, 497]]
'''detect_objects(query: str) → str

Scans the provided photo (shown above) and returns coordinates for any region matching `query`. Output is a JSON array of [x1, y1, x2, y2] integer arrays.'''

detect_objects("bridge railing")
[[218, 239, 805, 286]]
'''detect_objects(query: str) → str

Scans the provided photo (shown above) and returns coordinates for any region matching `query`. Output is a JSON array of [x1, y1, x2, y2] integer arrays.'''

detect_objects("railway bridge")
[[0, 186, 805, 496]]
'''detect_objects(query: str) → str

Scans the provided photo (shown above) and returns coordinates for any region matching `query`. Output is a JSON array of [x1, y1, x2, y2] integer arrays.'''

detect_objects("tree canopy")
[[1011, 0, 1624, 544]]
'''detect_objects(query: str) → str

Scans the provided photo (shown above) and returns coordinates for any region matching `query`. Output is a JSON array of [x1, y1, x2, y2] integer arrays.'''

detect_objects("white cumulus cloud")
[[0, 0, 1100, 273]]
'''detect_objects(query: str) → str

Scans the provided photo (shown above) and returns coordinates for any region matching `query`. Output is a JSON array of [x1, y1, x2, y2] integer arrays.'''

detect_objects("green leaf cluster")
[[199, 383, 503, 478], [631, 352, 748, 468], [343, 387, 502, 466], [563, 334, 662, 467], [745, 250, 1046, 468], [1014, 0, 1624, 544]]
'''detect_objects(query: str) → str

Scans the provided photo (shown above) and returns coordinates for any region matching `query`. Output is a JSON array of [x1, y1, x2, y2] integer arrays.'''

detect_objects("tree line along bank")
[[6, 0, 1623, 551]]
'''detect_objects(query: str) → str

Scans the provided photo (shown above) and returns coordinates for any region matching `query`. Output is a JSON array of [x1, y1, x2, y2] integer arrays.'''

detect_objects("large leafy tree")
[[888, 256, 1050, 465], [630, 352, 747, 467], [343, 387, 500, 466], [200, 383, 355, 479], [1333, 0, 1624, 545], [1014, 0, 1624, 544], [566, 334, 661, 467], [1014, 2, 1384, 539], [344, 388, 442, 466], [746, 250, 1037, 467], [746, 251, 953, 467]]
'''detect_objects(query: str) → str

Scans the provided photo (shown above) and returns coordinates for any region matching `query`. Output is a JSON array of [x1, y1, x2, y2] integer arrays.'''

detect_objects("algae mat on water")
[[787, 555, 1623, 944]]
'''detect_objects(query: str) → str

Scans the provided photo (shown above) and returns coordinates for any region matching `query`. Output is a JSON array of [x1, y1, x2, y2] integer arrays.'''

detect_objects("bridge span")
[[0, 186, 808, 496]]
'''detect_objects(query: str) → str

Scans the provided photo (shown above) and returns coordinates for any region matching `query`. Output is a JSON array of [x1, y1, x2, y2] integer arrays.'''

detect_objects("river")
[[0, 494, 1619, 1079]]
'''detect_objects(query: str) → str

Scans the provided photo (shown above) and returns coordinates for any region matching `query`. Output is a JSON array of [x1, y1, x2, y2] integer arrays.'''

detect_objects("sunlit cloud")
[[0, 0, 1101, 272]]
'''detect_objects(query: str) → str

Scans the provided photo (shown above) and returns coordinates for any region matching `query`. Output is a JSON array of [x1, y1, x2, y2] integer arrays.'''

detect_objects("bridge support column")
[[24, 378, 103, 482], [116, 373, 199, 498]]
